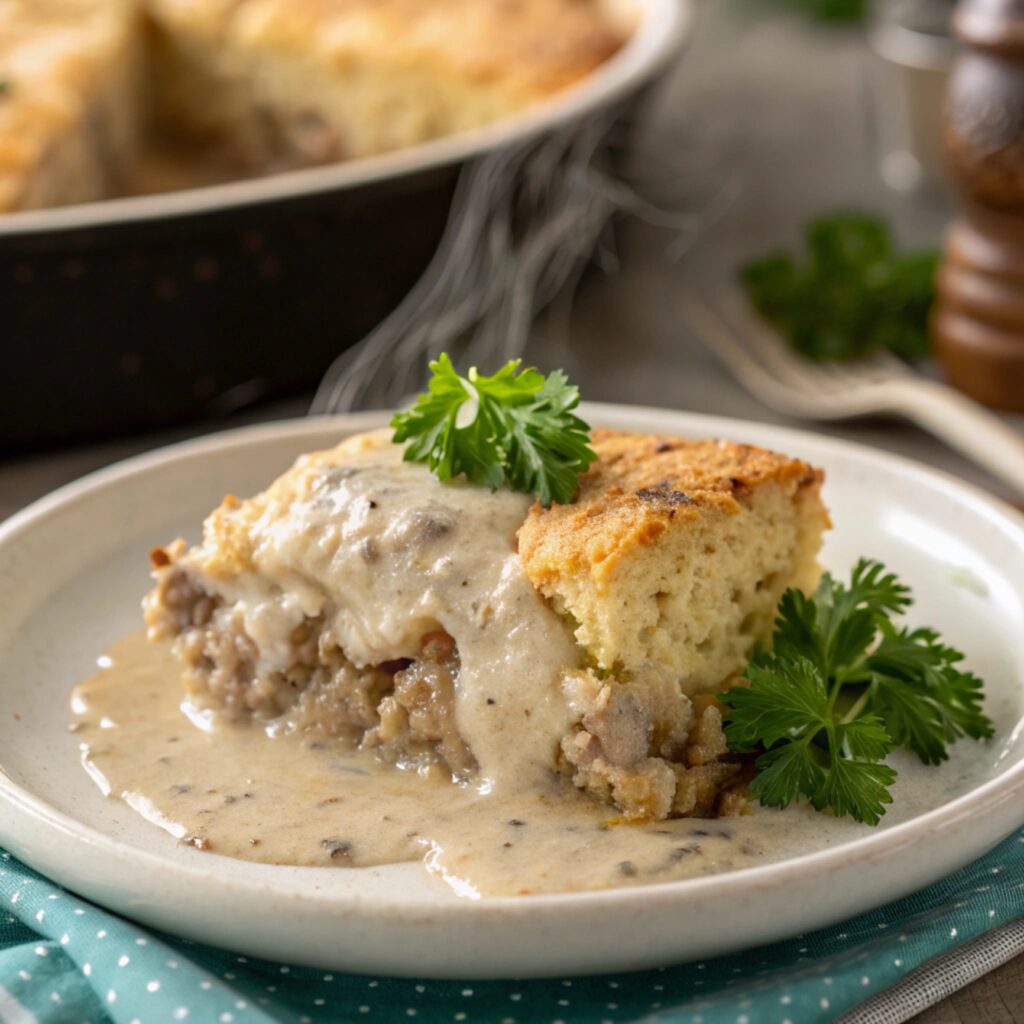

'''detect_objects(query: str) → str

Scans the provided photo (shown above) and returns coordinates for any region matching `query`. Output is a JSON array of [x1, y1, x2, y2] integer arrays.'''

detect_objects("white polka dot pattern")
[[0, 830, 1020, 1023]]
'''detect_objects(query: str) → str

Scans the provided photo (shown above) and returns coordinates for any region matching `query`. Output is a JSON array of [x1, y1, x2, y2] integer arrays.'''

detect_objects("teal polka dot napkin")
[[0, 829, 1021, 1024]]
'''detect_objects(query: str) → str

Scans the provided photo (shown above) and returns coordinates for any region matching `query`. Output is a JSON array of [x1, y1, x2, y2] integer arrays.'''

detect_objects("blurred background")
[[2, 0, 1023, 496]]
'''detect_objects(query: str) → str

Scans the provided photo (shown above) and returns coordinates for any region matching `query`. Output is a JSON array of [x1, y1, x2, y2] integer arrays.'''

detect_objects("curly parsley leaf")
[[391, 354, 596, 507], [740, 212, 938, 361], [723, 654, 897, 825], [752, 742, 826, 812], [774, 559, 910, 677], [721, 655, 829, 751], [864, 622, 992, 765], [720, 559, 992, 825], [817, 751, 896, 825]]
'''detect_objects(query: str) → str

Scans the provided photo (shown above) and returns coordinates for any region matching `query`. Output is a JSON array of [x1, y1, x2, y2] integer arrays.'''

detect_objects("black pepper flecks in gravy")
[[71, 630, 981, 897], [167, 434, 585, 796]]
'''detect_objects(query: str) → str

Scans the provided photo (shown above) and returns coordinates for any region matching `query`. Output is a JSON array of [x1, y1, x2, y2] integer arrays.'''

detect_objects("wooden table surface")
[[916, 957, 1024, 1024], [1, 0, 1021, 1017]]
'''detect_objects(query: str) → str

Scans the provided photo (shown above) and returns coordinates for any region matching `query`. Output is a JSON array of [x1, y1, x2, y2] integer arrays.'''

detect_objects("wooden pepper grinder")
[[932, 0, 1024, 411]]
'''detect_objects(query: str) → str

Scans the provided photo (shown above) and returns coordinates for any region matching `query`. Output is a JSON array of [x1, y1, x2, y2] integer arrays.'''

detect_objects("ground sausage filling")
[[146, 553, 744, 813], [148, 557, 476, 778]]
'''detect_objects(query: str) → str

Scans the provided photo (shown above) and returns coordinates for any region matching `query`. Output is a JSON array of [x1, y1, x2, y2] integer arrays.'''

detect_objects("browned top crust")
[[518, 430, 826, 584], [0, 0, 139, 212], [170, 428, 826, 587], [150, 0, 629, 97]]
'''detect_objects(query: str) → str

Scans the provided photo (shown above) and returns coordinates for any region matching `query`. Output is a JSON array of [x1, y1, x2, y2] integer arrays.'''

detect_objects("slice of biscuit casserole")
[[0, 0, 143, 213], [145, 0, 629, 166], [146, 428, 828, 820]]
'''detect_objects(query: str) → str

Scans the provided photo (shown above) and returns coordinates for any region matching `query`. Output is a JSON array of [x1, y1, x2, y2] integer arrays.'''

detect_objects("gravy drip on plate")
[[71, 631, 967, 898], [72, 633, 761, 895]]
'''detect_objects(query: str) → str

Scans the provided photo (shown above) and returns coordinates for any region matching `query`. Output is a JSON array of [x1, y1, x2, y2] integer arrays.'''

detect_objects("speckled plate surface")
[[0, 405, 1022, 978]]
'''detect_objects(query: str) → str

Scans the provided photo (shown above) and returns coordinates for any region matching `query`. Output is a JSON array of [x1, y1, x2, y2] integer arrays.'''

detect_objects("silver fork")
[[677, 291, 1024, 497]]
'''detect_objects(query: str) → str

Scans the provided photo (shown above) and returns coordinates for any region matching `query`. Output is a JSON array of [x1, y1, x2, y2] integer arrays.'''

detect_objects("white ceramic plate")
[[0, 405, 1022, 979]]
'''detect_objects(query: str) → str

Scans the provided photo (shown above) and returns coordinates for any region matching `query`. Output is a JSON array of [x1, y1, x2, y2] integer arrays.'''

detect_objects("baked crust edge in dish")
[[0, 0, 631, 213]]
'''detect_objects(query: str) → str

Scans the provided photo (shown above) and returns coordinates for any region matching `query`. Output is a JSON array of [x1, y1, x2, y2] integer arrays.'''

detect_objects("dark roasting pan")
[[1, 0, 691, 449]]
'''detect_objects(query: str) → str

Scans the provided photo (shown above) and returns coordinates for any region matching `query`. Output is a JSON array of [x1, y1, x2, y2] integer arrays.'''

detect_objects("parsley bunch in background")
[[740, 212, 939, 361], [775, 0, 865, 20], [720, 559, 992, 825], [391, 354, 596, 507]]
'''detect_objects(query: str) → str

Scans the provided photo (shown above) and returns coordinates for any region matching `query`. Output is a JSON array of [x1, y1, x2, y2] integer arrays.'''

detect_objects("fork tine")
[[714, 292, 862, 394], [716, 290, 907, 390], [676, 295, 884, 419], [680, 294, 1024, 496], [711, 293, 850, 396]]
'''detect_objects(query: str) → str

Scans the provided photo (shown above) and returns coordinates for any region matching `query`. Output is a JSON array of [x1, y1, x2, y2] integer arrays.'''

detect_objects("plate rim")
[[0, 404, 1022, 925]]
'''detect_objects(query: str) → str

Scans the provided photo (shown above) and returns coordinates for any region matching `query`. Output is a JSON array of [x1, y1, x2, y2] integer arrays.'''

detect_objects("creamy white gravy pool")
[[70, 632, 994, 898]]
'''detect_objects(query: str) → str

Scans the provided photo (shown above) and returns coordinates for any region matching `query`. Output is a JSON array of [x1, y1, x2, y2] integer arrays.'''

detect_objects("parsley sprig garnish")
[[740, 212, 938, 361], [391, 354, 596, 507], [720, 559, 992, 825]]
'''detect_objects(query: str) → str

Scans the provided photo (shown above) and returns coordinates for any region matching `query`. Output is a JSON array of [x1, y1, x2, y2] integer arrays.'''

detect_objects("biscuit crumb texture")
[[520, 430, 829, 695], [520, 430, 828, 819]]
